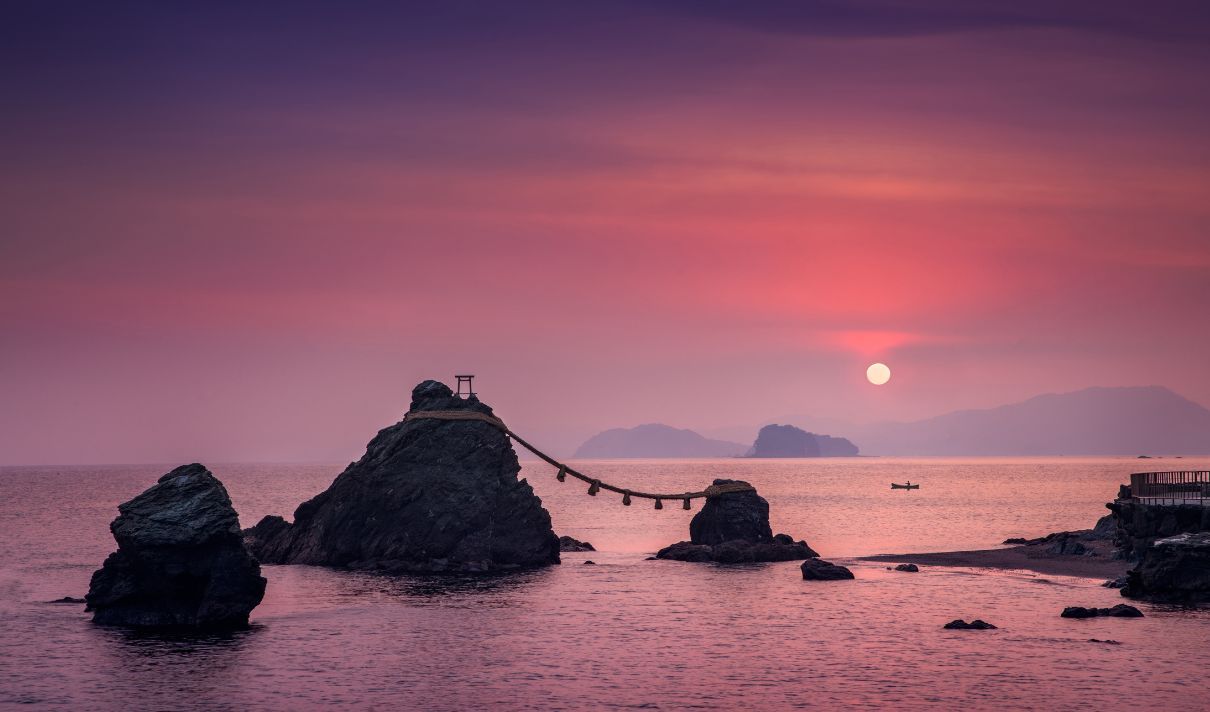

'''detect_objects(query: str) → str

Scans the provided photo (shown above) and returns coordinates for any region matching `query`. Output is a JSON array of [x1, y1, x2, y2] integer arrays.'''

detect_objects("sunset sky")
[[4, 1, 1210, 464]]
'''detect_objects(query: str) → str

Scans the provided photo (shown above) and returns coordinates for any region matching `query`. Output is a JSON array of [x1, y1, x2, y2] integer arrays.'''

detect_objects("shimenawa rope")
[[403, 410, 754, 509]]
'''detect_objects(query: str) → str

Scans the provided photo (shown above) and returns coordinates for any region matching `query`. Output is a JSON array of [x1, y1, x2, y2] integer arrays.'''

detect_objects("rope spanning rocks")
[[245, 381, 561, 573], [86, 464, 266, 629], [406, 410, 756, 509], [655, 479, 821, 564]]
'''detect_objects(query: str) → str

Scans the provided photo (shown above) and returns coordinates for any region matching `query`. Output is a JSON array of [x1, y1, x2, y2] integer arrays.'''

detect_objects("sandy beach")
[[862, 539, 1128, 579]]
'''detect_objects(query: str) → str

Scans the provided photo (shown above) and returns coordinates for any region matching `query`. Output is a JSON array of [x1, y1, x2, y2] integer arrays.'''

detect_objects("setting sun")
[[867, 362, 891, 385]]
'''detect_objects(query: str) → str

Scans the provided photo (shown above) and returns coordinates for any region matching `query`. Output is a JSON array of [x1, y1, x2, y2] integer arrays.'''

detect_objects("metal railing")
[[1130, 471, 1210, 505]]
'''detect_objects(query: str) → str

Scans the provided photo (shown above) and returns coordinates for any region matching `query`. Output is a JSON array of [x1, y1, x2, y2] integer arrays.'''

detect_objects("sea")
[[2, 457, 1209, 710]]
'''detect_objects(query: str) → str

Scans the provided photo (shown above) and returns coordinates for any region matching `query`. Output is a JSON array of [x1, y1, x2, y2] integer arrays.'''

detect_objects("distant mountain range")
[[572, 386, 1210, 458], [573, 424, 747, 458], [851, 386, 1210, 456]]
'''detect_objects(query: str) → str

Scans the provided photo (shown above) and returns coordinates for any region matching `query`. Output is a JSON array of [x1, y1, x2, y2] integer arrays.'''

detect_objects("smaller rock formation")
[[943, 619, 996, 630], [1088, 639, 1122, 644], [748, 424, 858, 457], [86, 464, 266, 628], [656, 479, 818, 563], [559, 536, 596, 552], [1060, 604, 1143, 618], [48, 597, 85, 604], [800, 558, 854, 580], [894, 563, 919, 572], [1121, 532, 1210, 602]]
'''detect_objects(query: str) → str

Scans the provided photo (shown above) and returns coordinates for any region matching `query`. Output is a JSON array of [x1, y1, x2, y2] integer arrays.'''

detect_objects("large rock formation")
[[245, 380, 560, 573], [1106, 497, 1210, 561], [86, 464, 266, 628], [1121, 532, 1210, 602], [655, 479, 818, 563], [748, 424, 858, 457]]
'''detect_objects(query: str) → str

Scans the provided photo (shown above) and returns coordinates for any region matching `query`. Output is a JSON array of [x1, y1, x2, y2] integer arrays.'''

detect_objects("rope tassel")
[[588, 480, 600, 496], [556, 465, 567, 482], [654, 498, 663, 510], [683, 498, 692, 510], [622, 491, 632, 506]]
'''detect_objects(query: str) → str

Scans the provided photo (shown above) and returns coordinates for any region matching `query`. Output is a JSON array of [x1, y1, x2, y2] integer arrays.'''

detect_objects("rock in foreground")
[[656, 479, 818, 563], [800, 558, 855, 580], [559, 536, 595, 552], [245, 381, 560, 573], [944, 619, 997, 630], [86, 464, 266, 628], [1060, 604, 1143, 618], [1121, 532, 1210, 602]]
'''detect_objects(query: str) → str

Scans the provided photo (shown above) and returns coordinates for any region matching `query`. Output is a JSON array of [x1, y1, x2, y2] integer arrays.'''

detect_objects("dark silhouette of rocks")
[[894, 563, 919, 572], [86, 464, 266, 628], [1121, 532, 1210, 602], [583, 560, 596, 565], [1000, 513, 1117, 555], [559, 536, 595, 552], [245, 381, 560, 574], [1060, 604, 1143, 618], [748, 424, 858, 457], [655, 479, 818, 563], [47, 597, 85, 604], [800, 558, 855, 580], [574, 423, 747, 458], [1107, 497, 1210, 561], [943, 619, 997, 630]]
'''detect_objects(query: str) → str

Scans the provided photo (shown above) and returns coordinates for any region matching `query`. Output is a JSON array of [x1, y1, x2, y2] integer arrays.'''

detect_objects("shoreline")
[[860, 540, 1128, 579]]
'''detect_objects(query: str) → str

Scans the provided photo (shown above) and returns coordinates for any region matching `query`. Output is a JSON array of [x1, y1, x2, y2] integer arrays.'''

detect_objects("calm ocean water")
[[3, 457, 1209, 710]]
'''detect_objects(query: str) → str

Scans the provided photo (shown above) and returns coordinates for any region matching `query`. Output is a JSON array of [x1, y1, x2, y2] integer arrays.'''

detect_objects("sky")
[[3, 1, 1210, 464]]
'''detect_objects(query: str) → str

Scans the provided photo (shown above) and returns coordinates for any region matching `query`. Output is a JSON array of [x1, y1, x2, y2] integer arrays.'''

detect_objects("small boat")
[[891, 482, 919, 490]]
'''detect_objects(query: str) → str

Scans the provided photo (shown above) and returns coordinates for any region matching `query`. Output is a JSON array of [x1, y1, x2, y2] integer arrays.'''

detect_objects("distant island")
[[748, 424, 859, 457], [573, 423, 859, 458], [573, 423, 748, 458]]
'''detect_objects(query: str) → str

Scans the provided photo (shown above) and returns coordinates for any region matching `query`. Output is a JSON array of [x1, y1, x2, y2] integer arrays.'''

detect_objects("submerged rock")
[[800, 558, 854, 580], [47, 597, 85, 604], [894, 563, 919, 572], [655, 480, 818, 563], [86, 464, 265, 628], [245, 381, 560, 574], [1121, 532, 1210, 602], [558, 536, 595, 552], [1060, 604, 1143, 619], [943, 619, 997, 630]]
